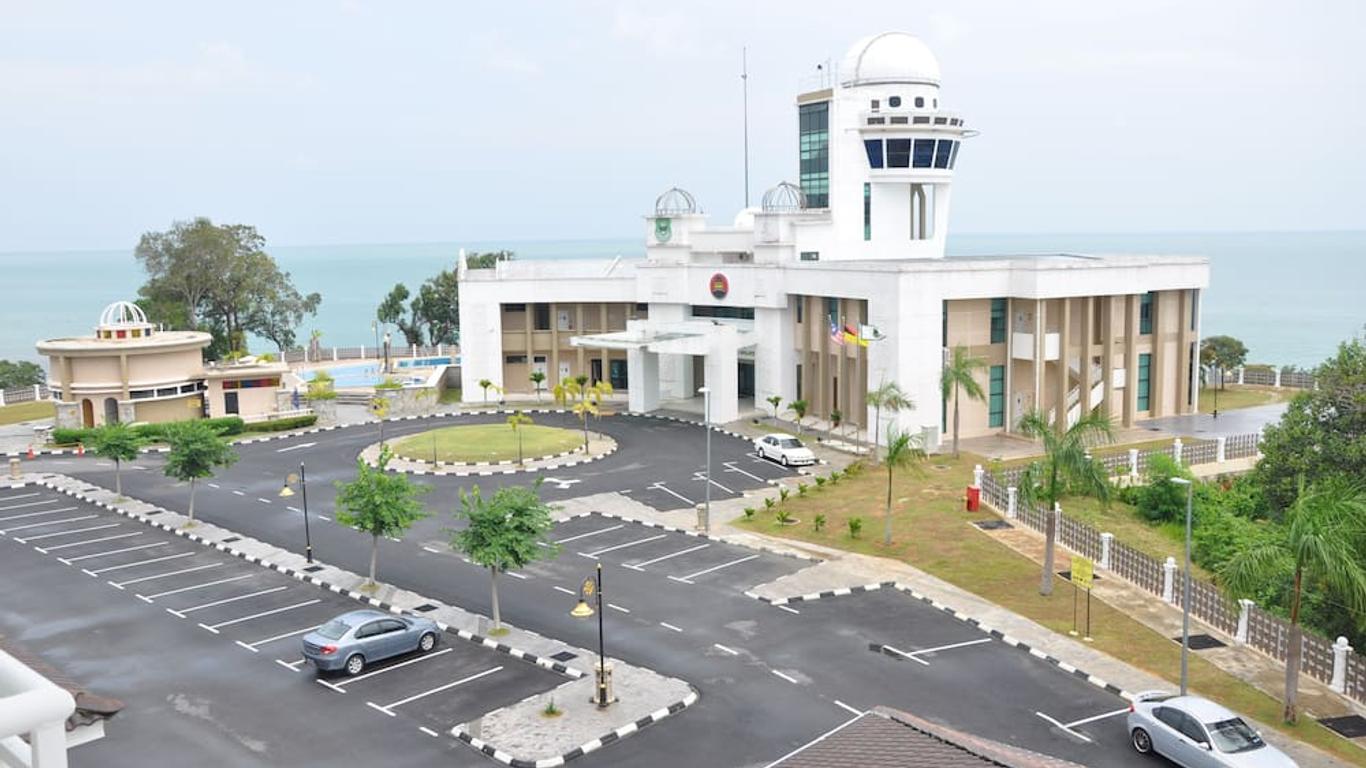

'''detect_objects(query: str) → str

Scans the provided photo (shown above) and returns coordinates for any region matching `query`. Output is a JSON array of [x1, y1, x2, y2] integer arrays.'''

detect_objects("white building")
[[458, 32, 1209, 449]]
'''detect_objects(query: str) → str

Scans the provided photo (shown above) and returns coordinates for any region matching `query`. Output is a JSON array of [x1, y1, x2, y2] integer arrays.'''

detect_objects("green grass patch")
[[1199, 386, 1293, 414], [0, 400, 54, 426], [390, 423, 583, 464], [1057, 495, 1211, 580], [735, 455, 1366, 765], [438, 388, 463, 404]]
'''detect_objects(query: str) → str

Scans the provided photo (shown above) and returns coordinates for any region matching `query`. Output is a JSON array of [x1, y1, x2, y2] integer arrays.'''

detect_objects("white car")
[[1127, 692, 1296, 767], [754, 434, 816, 466]]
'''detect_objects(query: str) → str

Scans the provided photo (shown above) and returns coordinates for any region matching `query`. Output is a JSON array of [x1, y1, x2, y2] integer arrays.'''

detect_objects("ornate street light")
[[570, 562, 611, 707], [278, 463, 313, 564]]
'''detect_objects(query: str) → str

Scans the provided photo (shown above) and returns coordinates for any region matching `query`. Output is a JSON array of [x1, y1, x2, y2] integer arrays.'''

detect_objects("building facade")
[[458, 32, 1208, 449]]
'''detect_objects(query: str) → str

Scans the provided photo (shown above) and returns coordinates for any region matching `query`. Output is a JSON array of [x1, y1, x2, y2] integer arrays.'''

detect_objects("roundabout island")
[[389, 422, 585, 465]]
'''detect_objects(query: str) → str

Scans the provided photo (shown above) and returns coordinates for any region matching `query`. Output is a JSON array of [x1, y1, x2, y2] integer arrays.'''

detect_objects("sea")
[[1, 231, 1361, 370]]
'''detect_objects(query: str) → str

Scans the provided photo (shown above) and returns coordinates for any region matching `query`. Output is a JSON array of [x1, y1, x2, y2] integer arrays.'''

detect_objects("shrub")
[[797, 482, 808, 497], [247, 414, 318, 432], [813, 514, 826, 532], [51, 416, 244, 446], [763, 497, 775, 511], [775, 509, 793, 525], [828, 470, 842, 485], [813, 476, 826, 488], [1133, 454, 1195, 523], [779, 487, 790, 503], [743, 507, 756, 521], [374, 377, 403, 391], [848, 517, 864, 538], [307, 371, 337, 401]]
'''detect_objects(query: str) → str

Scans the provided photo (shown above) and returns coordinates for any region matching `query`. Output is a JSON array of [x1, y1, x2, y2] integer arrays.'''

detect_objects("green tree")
[[162, 421, 239, 524], [566, 379, 610, 451], [335, 447, 430, 588], [450, 482, 558, 632], [0, 360, 45, 390], [765, 395, 782, 421], [529, 371, 546, 401], [882, 429, 927, 545], [507, 410, 533, 464], [248, 278, 321, 352], [788, 399, 808, 434], [866, 380, 914, 463], [1199, 335, 1249, 390], [465, 250, 514, 269], [377, 284, 417, 344], [410, 269, 460, 345], [1015, 409, 1114, 596], [477, 378, 500, 404], [86, 423, 145, 498], [940, 344, 988, 458], [1220, 480, 1366, 724]]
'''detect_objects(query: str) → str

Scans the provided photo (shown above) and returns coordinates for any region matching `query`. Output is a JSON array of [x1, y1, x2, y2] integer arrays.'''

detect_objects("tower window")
[[864, 139, 884, 169], [990, 298, 1007, 344], [933, 98, 938, 108], [888, 96, 901, 108], [870, 99, 880, 111], [1140, 292, 1155, 335], [912, 139, 936, 168], [948, 140, 961, 169], [914, 96, 925, 108], [934, 139, 954, 169], [863, 183, 872, 241], [886, 139, 911, 168], [798, 102, 830, 208]]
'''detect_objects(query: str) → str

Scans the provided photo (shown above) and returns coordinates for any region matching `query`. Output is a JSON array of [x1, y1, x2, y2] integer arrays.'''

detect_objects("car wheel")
[[1131, 727, 1153, 754], [780, 454, 789, 467], [344, 654, 365, 676], [418, 632, 437, 653]]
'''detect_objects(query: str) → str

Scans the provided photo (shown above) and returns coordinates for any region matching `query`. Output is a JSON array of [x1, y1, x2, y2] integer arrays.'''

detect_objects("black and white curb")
[[453, 689, 700, 768], [576, 510, 823, 565], [365, 437, 619, 478], [744, 581, 892, 606]]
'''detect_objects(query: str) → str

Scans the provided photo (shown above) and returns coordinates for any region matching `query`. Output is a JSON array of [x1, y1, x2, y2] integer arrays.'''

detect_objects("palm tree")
[[882, 429, 927, 545], [1220, 480, 1366, 724], [506, 410, 533, 464], [477, 378, 497, 404], [1016, 409, 1114, 596], [766, 395, 782, 421], [788, 399, 808, 434], [940, 345, 988, 458], [866, 381, 914, 463], [529, 371, 546, 401]]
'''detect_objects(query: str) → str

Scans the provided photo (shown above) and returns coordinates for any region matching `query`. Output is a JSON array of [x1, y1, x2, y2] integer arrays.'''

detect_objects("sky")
[[0, 0, 1362, 252]]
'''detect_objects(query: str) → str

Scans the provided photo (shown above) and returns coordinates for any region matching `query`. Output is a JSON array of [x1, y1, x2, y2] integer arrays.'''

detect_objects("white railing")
[[0, 648, 76, 768]]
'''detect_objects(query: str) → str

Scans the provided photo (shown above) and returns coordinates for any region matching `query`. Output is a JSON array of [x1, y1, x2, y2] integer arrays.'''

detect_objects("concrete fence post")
[[332, 347, 338, 362], [8, 458, 18, 480], [1128, 448, 1140, 480], [438, 343, 443, 357], [360, 344, 366, 360], [1273, 368, 1282, 388], [1331, 636, 1353, 694], [0, 389, 6, 407], [1162, 556, 1177, 603], [411, 344, 417, 359], [33, 384, 41, 400], [1100, 532, 1113, 570], [1237, 366, 1245, 385], [972, 464, 983, 489], [1172, 438, 1183, 466], [1215, 436, 1227, 463], [1006, 486, 1017, 519], [1053, 502, 1062, 543], [1236, 598, 1254, 644]]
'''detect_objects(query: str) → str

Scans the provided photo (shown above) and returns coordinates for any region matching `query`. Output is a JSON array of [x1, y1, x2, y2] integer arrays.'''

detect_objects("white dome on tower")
[[840, 32, 941, 88], [98, 301, 147, 328]]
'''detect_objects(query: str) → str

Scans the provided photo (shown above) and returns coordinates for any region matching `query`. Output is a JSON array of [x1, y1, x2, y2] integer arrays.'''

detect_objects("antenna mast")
[[742, 46, 750, 209]]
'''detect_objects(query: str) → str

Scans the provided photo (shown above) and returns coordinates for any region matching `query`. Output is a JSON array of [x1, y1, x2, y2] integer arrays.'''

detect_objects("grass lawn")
[[390, 423, 583, 464], [1058, 495, 1211, 579], [736, 455, 1366, 765], [1199, 385, 1293, 414], [0, 400, 54, 426]]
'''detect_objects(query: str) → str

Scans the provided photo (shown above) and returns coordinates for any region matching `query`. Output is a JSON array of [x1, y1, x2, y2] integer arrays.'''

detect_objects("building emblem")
[[709, 273, 729, 299], [654, 217, 672, 243]]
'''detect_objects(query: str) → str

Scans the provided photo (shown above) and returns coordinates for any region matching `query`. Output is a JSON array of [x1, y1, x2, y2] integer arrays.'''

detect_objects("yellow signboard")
[[187, 397, 202, 410], [1071, 554, 1094, 590]]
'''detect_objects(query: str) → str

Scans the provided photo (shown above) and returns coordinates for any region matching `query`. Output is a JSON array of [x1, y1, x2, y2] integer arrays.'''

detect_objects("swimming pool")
[[301, 356, 457, 388]]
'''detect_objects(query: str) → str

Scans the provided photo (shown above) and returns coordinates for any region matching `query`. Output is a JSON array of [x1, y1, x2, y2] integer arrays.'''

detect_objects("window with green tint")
[[1137, 353, 1152, 411], [826, 297, 840, 327], [1140, 292, 1154, 335], [990, 298, 1007, 344], [863, 183, 871, 240], [798, 102, 829, 208], [989, 365, 1005, 428]]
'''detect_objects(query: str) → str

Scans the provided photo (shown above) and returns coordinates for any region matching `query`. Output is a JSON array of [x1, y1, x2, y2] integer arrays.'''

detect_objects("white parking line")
[[241, 625, 321, 650], [659, 622, 683, 633], [906, 637, 993, 657], [772, 669, 800, 684], [0, 505, 74, 521], [505, 571, 528, 580], [366, 666, 502, 715], [168, 586, 289, 616], [201, 599, 321, 631], [834, 700, 863, 716], [141, 574, 254, 600], [553, 524, 624, 544], [422, 546, 442, 554], [1, 514, 98, 533], [40, 532, 140, 552], [317, 515, 330, 522], [256, 498, 272, 505], [232, 490, 245, 496], [624, 543, 709, 570], [276, 442, 317, 453], [580, 534, 667, 559], [88, 551, 194, 574], [552, 585, 575, 596], [777, 605, 801, 615], [608, 603, 630, 614], [669, 554, 760, 584], [1035, 712, 1094, 743], [722, 462, 767, 483], [1062, 707, 1131, 729], [62, 542, 166, 563], [208, 483, 220, 489], [879, 644, 930, 666], [113, 562, 221, 587], [648, 482, 694, 506], [275, 658, 307, 672], [0, 493, 42, 507], [691, 471, 735, 495], [327, 648, 453, 689], [713, 643, 739, 656], [17, 523, 120, 542], [418, 726, 440, 738]]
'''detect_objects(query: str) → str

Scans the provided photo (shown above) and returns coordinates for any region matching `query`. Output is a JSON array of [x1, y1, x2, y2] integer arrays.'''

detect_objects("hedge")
[[51, 416, 246, 446], [245, 414, 318, 432]]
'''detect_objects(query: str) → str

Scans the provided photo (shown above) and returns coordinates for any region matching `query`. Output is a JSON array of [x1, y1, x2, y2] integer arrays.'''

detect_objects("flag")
[[829, 320, 844, 346], [844, 324, 868, 347]]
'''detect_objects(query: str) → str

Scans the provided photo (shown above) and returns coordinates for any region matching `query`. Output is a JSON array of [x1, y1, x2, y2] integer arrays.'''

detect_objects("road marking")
[[659, 622, 683, 633], [286, 506, 301, 513], [232, 490, 245, 496], [834, 700, 863, 716], [418, 726, 440, 738], [422, 546, 442, 554], [608, 603, 630, 614], [257, 498, 272, 505], [113, 562, 220, 587], [552, 586, 575, 596], [1, 514, 99, 533], [62, 541, 166, 562], [648, 482, 694, 506], [40, 532, 140, 551], [905, 637, 993, 658], [202, 599, 321, 630], [16, 522, 120, 542], [580, 534, 667, 559], [141, 574, 254, 600], [552, 524, 624, 544], [713, 643, 739, 656], [878, 644, 931, 666], [367, 666, 502, 715], [0, 493, 42, 507], [624, 542, 710, 570], [669, 554, 760, 583], [276, 442, 317, 453], [208, 483, 220, 489], [88, 551, 195, 574], [328, 648, 453, 689], [691, 471, 735, 494], [1063, 707, 1131, 729], [1, 505, 74, 521], [242, 625, 319, 649], [1035, 712, 1094, 743], [777, 605, 801, 615], [505, 571, 528, 580], [722, 462, 766, 483], [275, 658, 304, 672], [169, 585, 289, 616], [317, 515, 330, 522], [772, 669, 800, 684]]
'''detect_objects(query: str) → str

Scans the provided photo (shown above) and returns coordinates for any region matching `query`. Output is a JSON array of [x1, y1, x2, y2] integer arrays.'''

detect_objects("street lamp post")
[[278, 462, 313, 564], [697, 386, 711, 533], [1171, 476, 1194, 695], [382, 332, 392, 375], [570, 562, 610, 707], [371, 319, 379, 362]]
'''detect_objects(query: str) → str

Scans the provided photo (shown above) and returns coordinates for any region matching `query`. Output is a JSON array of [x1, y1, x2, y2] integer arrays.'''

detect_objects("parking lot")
[[0, 485, 566, 763]]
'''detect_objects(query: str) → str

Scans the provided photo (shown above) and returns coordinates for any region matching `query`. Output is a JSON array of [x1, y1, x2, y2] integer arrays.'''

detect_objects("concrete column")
[[704, 346, 740, 424], [754, 306, 794, 407], [1162, 556, 1177, 603], [1331, 636, 1352, 694], [1150, 292, 1165, 419], [1124, 295, 1139, 427], [1237, 366, 1245, 385], [1216, 436, 1227, 463], [1056, 297, 1071, 432], [1236, 599, 1254, 644], [0, 389, 5, 406], [626, 348, 659, 413], [1129, 448, 1140, 480], [1006, 486, 1017, 519], [972, 464, 983, 488], [119, 353, 130, 400], [1100, 532, 1113, 569], [1173, 438, 1183, 466], [1102, 296, 1116, 421], [332, 347, 338, 361], [1004, 298, 1014, 429], [1034, 300, 1045, 422], [1081, 296, 1095, 414], [1274, 368, 1282, 388]]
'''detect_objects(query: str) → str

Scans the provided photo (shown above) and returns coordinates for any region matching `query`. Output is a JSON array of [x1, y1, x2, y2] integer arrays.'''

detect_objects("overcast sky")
[[1, 1, 1361, 252]]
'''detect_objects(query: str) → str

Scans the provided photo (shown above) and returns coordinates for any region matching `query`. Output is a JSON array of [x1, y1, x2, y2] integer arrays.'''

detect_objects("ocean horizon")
[[2, 229, 1362, 371]]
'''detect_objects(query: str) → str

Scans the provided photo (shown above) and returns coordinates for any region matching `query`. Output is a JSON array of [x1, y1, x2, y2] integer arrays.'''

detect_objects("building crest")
[[654, 217, 672, 243], [709, 273, 729, 299]]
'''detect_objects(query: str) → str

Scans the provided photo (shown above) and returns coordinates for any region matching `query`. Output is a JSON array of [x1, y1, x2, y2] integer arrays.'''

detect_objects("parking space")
[[0, 485, 566, 748]]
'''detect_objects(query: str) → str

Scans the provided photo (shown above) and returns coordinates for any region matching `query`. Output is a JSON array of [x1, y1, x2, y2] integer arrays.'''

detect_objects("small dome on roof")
[[761, 182, 807, 213], [98, 301, 148, 328], [841, 32, 941, 88], [654, 187, 698, 216]]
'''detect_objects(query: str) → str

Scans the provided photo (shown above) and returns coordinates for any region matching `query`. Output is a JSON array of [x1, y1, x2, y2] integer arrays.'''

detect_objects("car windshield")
[[316, 619, 352, 640], [777, 438, 803, 449], [1206, 717, 1263, 753]]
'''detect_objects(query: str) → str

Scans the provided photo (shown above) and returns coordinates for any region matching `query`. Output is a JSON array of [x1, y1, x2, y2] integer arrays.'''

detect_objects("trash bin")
[[965, 486, 981, 512]]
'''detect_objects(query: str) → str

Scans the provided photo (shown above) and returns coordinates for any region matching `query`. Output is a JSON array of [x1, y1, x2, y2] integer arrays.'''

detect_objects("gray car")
[[1127, 691, 1296, 767], [302, 609, 440, 676]]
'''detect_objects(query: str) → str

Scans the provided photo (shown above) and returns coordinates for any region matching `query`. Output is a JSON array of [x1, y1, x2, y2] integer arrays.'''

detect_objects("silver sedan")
[[1127, 691, 1296, 767], [302, 609, 441, 676]]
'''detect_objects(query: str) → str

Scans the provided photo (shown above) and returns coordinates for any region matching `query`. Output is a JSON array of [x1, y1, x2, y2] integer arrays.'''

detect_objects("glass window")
[[317, 619, 351, 640], [1137, 353, 1152, 411], [886, 139, 911, 168], [914, 96, 924, 108], [825, 297, 839, 328], [505, 354, 527, 364], [796, 299, 803, 323], [948, 140, 961, 169], [1207, 718, 1264, 753], [691, 306, 755, 320], [870, 99, 880, 111], [534, 303, 550, 331], [863, 183, 871, 241], [888, 96, 901, 108], [798, 102, 830, 207], [913, 139, 936, 168], [864, 139, 883, 169], [989, 365, 1005, 428], [1140, 292, 1154, 335], [1190, 289, 1198, 331], [799, 251, 819, 261], [1177, 714, 1209, 745], [1155, 707, 1182, 730], [990, 298, 1007, 343], [504, 303, 526, 312], [934, 139, 954, 168]]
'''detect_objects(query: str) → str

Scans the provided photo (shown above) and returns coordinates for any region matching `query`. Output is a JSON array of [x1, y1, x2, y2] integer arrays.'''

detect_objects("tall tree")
[[1015, 409, 1114, 596], [335, 447, 430, 588], [0, 360, 44, 389], [377, 284, 417, 344], [529, 371, 546, 401], [1200, 335, 1249, 390], [465, 250, 514, 269], [249, 278, 322, 352], [1220, 480, 1366, 724], [940, 345, 988, 458], [163, 421, 239, 524], [866, 380, 914, 462], [882, 428, 927, 545], [766, 395, 783, 421], [450, 482, 558, 632], [86, 423, 145, 498], [411, 269, 460, 345]]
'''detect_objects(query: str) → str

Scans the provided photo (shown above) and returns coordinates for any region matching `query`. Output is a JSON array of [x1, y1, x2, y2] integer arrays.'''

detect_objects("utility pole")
[[742, 47, 750, 209]]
